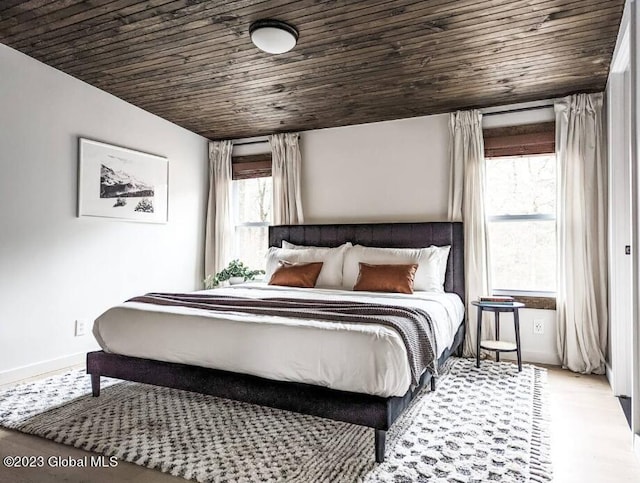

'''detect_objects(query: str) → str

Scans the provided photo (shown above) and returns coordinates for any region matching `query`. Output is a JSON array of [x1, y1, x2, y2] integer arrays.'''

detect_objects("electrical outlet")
[[533, 319, 544, 335], [74, 319, 87, 337]]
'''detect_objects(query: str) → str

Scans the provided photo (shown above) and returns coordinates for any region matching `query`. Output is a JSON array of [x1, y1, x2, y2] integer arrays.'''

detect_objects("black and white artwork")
[[78, 138, 168, 223]]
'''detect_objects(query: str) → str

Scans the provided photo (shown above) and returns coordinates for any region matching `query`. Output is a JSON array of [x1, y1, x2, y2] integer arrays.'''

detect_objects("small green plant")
[[204, 259, 265, 289]]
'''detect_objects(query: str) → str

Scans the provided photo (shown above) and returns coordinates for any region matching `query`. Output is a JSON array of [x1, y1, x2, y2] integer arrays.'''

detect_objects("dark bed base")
[[86, 322, 464, 463]]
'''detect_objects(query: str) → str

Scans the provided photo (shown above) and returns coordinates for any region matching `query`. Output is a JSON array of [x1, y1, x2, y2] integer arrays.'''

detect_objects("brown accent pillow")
[[353, 263, 418, 294], [268, 261, 324, 288]]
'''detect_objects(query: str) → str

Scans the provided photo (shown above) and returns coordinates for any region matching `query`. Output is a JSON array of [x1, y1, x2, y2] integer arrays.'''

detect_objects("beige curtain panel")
[[269, 133, 304, 225], [448, 110, 492, 357], [555, 93, 608, 374], [204, 140, 233, 278]]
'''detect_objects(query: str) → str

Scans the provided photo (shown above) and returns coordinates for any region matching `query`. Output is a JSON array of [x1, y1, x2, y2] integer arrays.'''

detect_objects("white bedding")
[[93, 284, 464, 397]]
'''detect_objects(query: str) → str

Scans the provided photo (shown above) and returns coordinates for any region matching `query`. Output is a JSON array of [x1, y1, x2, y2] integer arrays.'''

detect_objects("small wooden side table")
[[471, 301, 525, 372]]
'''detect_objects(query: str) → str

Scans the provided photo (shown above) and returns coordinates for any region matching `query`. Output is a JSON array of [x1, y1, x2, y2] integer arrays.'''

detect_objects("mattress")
[[93, 284, 464, 397]]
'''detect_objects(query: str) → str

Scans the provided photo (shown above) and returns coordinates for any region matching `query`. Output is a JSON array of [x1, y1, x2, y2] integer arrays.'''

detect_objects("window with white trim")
[[231, 176, 272, 272], [485, 153, 557, 294]]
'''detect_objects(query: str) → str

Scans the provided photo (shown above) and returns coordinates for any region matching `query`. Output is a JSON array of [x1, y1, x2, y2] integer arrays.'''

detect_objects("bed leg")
[[375, 429, 386, 463], [455, 343, 464, 358], [430, 375, 436, 391], [91, 373, 100, 397]]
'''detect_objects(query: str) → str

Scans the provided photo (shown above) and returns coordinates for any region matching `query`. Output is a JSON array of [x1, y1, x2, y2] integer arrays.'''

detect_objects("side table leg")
[[476, 306, 482, 368], [495, 311, 500, 362], [514, 308, 522, 372]]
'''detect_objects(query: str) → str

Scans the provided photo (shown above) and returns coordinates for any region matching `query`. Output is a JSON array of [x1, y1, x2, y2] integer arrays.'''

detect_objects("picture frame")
[[77, 138, 168, 223]]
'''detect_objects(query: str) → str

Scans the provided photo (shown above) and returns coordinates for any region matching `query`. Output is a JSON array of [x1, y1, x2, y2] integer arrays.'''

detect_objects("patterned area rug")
[[0, 358, 551, 482]]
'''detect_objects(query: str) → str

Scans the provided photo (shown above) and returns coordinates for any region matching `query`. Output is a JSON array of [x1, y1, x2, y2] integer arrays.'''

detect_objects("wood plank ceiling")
[[0, 0, 625, 140]]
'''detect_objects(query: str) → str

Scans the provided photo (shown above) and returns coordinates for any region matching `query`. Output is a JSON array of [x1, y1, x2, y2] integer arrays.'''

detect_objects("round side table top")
[[471, 301, 525, 310]]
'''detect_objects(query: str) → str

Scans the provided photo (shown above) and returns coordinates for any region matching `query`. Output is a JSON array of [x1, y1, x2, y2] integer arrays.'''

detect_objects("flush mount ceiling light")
[[249, 19, 298, 54]]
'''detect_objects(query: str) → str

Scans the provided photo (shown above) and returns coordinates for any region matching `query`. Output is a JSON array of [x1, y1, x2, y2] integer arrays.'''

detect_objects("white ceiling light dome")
[[249, 19, 298, 54]]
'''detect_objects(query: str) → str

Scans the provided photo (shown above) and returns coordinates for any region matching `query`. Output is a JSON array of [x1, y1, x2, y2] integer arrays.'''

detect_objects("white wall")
[[629, 0, 640, 450], [0, 45, 208, 383], [296, 110, 560, 365], [491, 309, 559, 366], [300, 115, 450, 223], [606, 0, 633, 397]]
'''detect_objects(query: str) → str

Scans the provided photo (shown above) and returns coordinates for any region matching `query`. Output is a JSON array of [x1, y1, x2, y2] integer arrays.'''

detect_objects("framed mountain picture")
[[77, 138, 168, 223]]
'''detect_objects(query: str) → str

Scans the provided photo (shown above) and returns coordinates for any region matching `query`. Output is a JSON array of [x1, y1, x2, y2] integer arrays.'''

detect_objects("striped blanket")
[[128, 293, 438, 386]]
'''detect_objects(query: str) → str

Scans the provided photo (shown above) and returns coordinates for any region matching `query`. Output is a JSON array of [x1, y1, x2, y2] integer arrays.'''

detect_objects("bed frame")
[[86, 221, 465, 463]]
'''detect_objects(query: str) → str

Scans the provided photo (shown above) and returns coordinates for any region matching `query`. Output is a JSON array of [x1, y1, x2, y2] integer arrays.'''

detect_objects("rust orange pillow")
[[353, 263, 418, 294], [268, 261, 324, 288]]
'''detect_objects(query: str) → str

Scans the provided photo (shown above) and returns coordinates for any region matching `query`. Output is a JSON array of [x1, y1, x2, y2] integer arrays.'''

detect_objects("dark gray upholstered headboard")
[[269, 222, 464, 303]]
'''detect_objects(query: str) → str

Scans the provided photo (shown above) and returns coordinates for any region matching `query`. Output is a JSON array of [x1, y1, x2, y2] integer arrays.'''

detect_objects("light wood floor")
[[546, 365, 640, 483], [0, 364, 638, 482]]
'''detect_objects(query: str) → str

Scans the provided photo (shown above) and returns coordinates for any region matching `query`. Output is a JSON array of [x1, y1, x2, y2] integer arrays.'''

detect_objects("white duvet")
[[93, 283, 464, 397]]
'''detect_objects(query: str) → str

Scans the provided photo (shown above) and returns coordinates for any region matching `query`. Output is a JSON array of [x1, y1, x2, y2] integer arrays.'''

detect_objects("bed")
[[87, 221, 465, 463]]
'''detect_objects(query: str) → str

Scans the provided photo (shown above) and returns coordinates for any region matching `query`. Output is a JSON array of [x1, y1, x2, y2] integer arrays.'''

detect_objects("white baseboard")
[[500, 349, 561, 366], [634, 434, 640, 463], [0, 352, 86, 386]]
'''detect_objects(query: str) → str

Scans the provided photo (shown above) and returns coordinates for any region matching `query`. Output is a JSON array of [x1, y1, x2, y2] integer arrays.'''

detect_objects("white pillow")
[[435, 245, 451, 287], [342, 244, 451, 292], [265, 243, 351, 288], [282, 240, 320, 249]]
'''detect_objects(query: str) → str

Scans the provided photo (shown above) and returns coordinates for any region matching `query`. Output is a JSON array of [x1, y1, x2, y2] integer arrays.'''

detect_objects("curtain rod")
[[233, 133, 300, 146], [482, 104, 554, 117], [233, 139, 269, 146]]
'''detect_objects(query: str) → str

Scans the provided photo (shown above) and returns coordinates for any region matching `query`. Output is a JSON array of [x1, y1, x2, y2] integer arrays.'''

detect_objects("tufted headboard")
[[269, 222, 465, 303]]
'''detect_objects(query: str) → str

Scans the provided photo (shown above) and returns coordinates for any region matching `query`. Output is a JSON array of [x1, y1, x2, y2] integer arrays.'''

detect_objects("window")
[[485, 153, 556, 294], [483, 121, 557, 296], [231, 152, 273, 271], [232, 177, 272, 271]]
